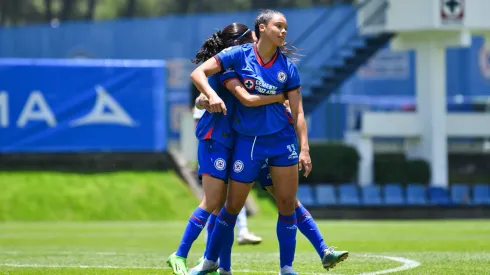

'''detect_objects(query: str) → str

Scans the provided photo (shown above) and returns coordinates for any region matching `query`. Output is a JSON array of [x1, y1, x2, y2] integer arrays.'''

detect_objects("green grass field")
[[0, 171, 489, 274], [0, 220, 489, 274]]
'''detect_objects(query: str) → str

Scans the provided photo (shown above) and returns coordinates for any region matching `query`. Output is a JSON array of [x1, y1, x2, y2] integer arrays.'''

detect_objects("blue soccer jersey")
[[195, 71, 239, 149], [215, 43, 300, 137]]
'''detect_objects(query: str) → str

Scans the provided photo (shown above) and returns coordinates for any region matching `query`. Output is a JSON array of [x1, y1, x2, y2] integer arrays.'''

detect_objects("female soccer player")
[[167, 22, 285, 275], [189, 10, 347, 275], [197, 96, 348, 273]]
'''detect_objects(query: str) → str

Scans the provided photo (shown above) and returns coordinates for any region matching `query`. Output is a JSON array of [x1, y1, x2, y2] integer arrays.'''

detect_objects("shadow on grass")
[[0, 152, 178, 174]]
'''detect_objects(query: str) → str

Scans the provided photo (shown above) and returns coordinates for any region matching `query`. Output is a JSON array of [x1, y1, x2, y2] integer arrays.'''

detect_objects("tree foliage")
[[0, 0, 354, 26]]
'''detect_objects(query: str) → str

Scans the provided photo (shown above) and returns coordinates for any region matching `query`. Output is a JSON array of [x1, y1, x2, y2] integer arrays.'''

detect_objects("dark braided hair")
[[254, 9, 300, 61], [192, 23, 253, 64]]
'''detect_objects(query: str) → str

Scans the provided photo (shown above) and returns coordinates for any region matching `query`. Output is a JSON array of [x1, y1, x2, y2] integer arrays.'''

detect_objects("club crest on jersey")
[[277, 71, 287, 83], [233, 160, 244, 173], [214, 158, 226, 171], [244, 78, 255, 90]]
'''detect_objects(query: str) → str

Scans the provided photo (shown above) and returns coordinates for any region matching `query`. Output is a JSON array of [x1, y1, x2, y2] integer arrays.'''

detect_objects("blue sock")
[[277, 212, 297, 268], [176, 207, 210, 258], [218, 225, 234, 271], [205, 207, 237, 262], [296, 204, 328, 259], [204, 214, 217, 256]]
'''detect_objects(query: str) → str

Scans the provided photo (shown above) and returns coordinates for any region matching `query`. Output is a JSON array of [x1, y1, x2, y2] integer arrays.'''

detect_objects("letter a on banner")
[[71, 85, 136, 127], [17, 91, 57, 128]]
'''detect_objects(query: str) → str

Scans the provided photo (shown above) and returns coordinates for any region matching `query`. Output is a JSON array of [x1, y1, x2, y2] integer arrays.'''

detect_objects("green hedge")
[[304, 144, 430, 185], [304, 142, 360, 183], [374, 154, 431, 185]]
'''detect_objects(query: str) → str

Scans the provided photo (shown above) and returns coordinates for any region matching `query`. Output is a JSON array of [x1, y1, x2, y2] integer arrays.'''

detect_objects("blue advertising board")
[[0, 59, 167, 152]]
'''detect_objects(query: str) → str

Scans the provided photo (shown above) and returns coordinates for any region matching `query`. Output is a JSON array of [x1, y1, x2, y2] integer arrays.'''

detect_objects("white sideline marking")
[[359, 255, 421, 275], [0, 252, 421, 275]]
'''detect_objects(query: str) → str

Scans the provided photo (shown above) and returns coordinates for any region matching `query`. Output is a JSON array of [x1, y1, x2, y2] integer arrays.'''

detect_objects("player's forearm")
[[227, 81, 283, 107], [294, 112, 310, 152], [255, 93, 284, 106], [190, 58, 222, 99], [240, 93, 284, 107], [288, 89, 309, 152], [190, 69, 219, 99]]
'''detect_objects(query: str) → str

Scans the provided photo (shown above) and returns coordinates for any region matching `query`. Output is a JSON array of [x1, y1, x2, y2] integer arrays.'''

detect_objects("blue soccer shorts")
[[258, 160, 273, 189], [197, 139, 231, 182], [230, 124, 299, 183]]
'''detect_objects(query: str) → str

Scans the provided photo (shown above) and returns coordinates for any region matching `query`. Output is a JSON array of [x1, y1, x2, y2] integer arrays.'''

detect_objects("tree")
[[43, 0, 53, 21], [124, 0, 136, 17], [0, 0, 6, 25], [60, 0, 74, 21], [85, 0, 96, 20], [251, 0, 279, 9]]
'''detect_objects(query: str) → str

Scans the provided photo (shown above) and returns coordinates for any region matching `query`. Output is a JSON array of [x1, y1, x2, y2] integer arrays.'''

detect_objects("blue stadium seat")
[[451, 184, 470, 204], [428, 187, 451, 205], [315, 184, 337, 205], [473, 184, 490, 205], [383, 183, 405, 205], [297, 185, 315, 206], [361, 185, 382, 205], [406, 184, 427, 205], [338, 184, 360, 205]]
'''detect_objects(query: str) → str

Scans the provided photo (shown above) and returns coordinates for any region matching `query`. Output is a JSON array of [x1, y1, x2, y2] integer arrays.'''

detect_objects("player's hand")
[[198, 94, 212, 112], [298, 150, 312, 178], [283, 99, 290, 110], [209, 93, 227, 115], [279, 93, 287, 104]]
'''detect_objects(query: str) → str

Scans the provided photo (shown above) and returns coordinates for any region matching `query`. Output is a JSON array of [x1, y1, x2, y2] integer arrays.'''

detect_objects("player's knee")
[[275, 197, 296, 214], [205, 198, 223, 212], [224, 200, 243, 215], [199, 196, 222, 213]]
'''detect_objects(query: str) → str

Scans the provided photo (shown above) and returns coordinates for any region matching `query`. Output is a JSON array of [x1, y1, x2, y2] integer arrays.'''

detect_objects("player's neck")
[[256, 40, 277, 64]]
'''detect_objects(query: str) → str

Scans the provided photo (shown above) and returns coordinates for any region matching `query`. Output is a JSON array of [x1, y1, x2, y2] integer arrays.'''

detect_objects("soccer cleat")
[[237, 231, 263, 245], [217, 268, 232, 275], [279, 265, 297, 275], [167, 252, 189, 275], [195, 257, 219, 275], [322, 247, 349, 270], [196, 256, 205, 265], [189, 259, 219, 275]]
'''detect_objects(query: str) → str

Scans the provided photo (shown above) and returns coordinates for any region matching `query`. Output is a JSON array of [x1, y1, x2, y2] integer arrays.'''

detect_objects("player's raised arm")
[[190, 58, 227, 114]]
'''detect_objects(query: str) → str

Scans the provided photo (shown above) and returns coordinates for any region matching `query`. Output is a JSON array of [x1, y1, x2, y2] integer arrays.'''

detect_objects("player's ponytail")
[[192, 30, 226, 64], [192, 22, 254, 64], [280, 43, 301, 62]]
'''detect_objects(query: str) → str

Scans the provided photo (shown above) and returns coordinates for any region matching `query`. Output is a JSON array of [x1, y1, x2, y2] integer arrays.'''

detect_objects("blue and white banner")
[[0, 59, 167, 152]]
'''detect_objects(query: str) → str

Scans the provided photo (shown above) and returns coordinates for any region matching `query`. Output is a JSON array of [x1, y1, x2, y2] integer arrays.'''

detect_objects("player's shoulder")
[[285, 55, 298, 70], [277, 50, 298, 68], [239, 43, 254, 51], [219, 43, 252, 55], [284, 59, 299, 78]]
